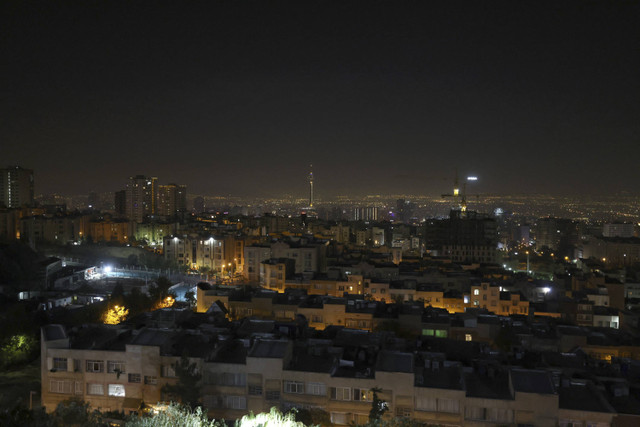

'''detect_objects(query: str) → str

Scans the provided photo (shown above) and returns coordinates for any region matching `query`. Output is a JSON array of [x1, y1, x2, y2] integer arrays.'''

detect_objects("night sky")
[[2, 1, 639, 198]]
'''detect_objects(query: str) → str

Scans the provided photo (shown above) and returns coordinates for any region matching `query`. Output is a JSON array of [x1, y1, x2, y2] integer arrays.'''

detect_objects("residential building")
[[0, 166, 34, 208], [125, 175, 158, 223]]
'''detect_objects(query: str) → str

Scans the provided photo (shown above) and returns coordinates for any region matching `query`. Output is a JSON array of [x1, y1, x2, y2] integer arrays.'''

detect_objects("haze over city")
[[2, 1, 639, 197]]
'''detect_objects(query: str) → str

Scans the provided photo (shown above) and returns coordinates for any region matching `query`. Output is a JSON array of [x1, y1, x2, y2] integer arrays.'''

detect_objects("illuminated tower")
[[125, 175, 158, 223], [0, 166, 34, 208], [308, 165, 314, 208]]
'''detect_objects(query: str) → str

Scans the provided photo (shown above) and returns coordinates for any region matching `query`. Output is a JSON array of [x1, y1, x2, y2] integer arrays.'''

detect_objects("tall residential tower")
[[0, 166, 34, 208], [125, 175, 157, 223], [308, 165, 314, 208]]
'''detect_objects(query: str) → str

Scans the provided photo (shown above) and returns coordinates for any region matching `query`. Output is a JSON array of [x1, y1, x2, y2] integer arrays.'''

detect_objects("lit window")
[[473, 289, 480, 295], [108, 384, 125, 397], [86, 360, 104, 373], [465, 334, 472, 342]]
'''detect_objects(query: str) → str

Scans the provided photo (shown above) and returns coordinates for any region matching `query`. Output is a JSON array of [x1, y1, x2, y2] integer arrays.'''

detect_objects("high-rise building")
[[193, 196, 205, 214], [114, 190, 127, 217], [158, 183, 187, 218], [308, 165, 314, 208], [354, 206, 379, 221], [0, 166, 34, 208], [125, 175, 157, 223]]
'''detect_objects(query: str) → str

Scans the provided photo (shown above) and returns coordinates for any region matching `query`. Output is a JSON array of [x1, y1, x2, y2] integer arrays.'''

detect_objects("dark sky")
[[2, 1, 639, 198]]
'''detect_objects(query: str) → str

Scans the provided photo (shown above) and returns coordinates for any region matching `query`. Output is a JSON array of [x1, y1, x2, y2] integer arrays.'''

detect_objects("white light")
[[467, 176, 478, 181], [543, 287, 551, 294], [104, 265, 113, 273]]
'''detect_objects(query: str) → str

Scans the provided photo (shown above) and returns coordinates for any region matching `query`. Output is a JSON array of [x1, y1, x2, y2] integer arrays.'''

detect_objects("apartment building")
[[163, 235, 224, 271], [43, 319, 624, 426]]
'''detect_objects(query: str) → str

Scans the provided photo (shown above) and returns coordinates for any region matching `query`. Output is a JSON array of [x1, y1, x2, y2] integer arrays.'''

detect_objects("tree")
[[239, 407, 306, 427], [149, 276, 173, 304], [103, 305, 129, 325], [369, 387, 388, 422], [124, 287, 151, 316], [292, 407, 330, 426], [0, 334, 38, 368], [0, 404, 48, 427], [49, 398, 103, 427], [153, 295, 175, 310], [124, 403, 221, 427], [161, 354, 202, 408], [111, 283, 125, 303], [184, 291, 196, 309]]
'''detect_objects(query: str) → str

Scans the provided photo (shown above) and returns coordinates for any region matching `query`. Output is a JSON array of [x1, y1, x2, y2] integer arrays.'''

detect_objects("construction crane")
[[442, 170, 479, 212]]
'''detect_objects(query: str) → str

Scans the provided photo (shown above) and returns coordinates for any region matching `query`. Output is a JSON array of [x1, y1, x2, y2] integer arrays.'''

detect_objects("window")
[[128, 373, 141, 383], [435, 330, 448, 338], [306, 382, 326, 396], [330, 387, 351, 401], [162, 365, 176, 378], [284, 381, 304, 394], [473, 289, 480, 295], [212, 372, 246, 386], [226, 396, 246, 409], [108, 384, 125, 397], [87, 383, 104, 395], [396, 407, 412, 417], [53, 357, 68, 371], [50, 380, 73, 394], [86, 360, 103, 373], [416, 396, 437, 412], [202, 395, 221, 409], [75, 381, 83, 395], [422, 329, 434, 336], [353, 388, 373, 401], [248, 386, 263, 395], [437, 398, 460, 413], [465, 406, 486, 420], [107, 361, 126, 374], [265, 390, 280, 400], [465, 334, 472, 342], [144, 376, 157, 385], [330, 412, 349, 425]]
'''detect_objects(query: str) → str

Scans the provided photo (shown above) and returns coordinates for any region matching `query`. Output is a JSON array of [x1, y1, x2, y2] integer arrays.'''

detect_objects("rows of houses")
[[41, 309, 640, 426]]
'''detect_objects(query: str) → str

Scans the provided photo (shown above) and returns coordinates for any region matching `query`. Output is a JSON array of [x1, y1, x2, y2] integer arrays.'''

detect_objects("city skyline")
[[2, 2, 639, 197]]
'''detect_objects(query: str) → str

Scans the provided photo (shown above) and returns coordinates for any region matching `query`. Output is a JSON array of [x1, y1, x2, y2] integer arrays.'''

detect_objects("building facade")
[[0, 166, 34, 208]]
